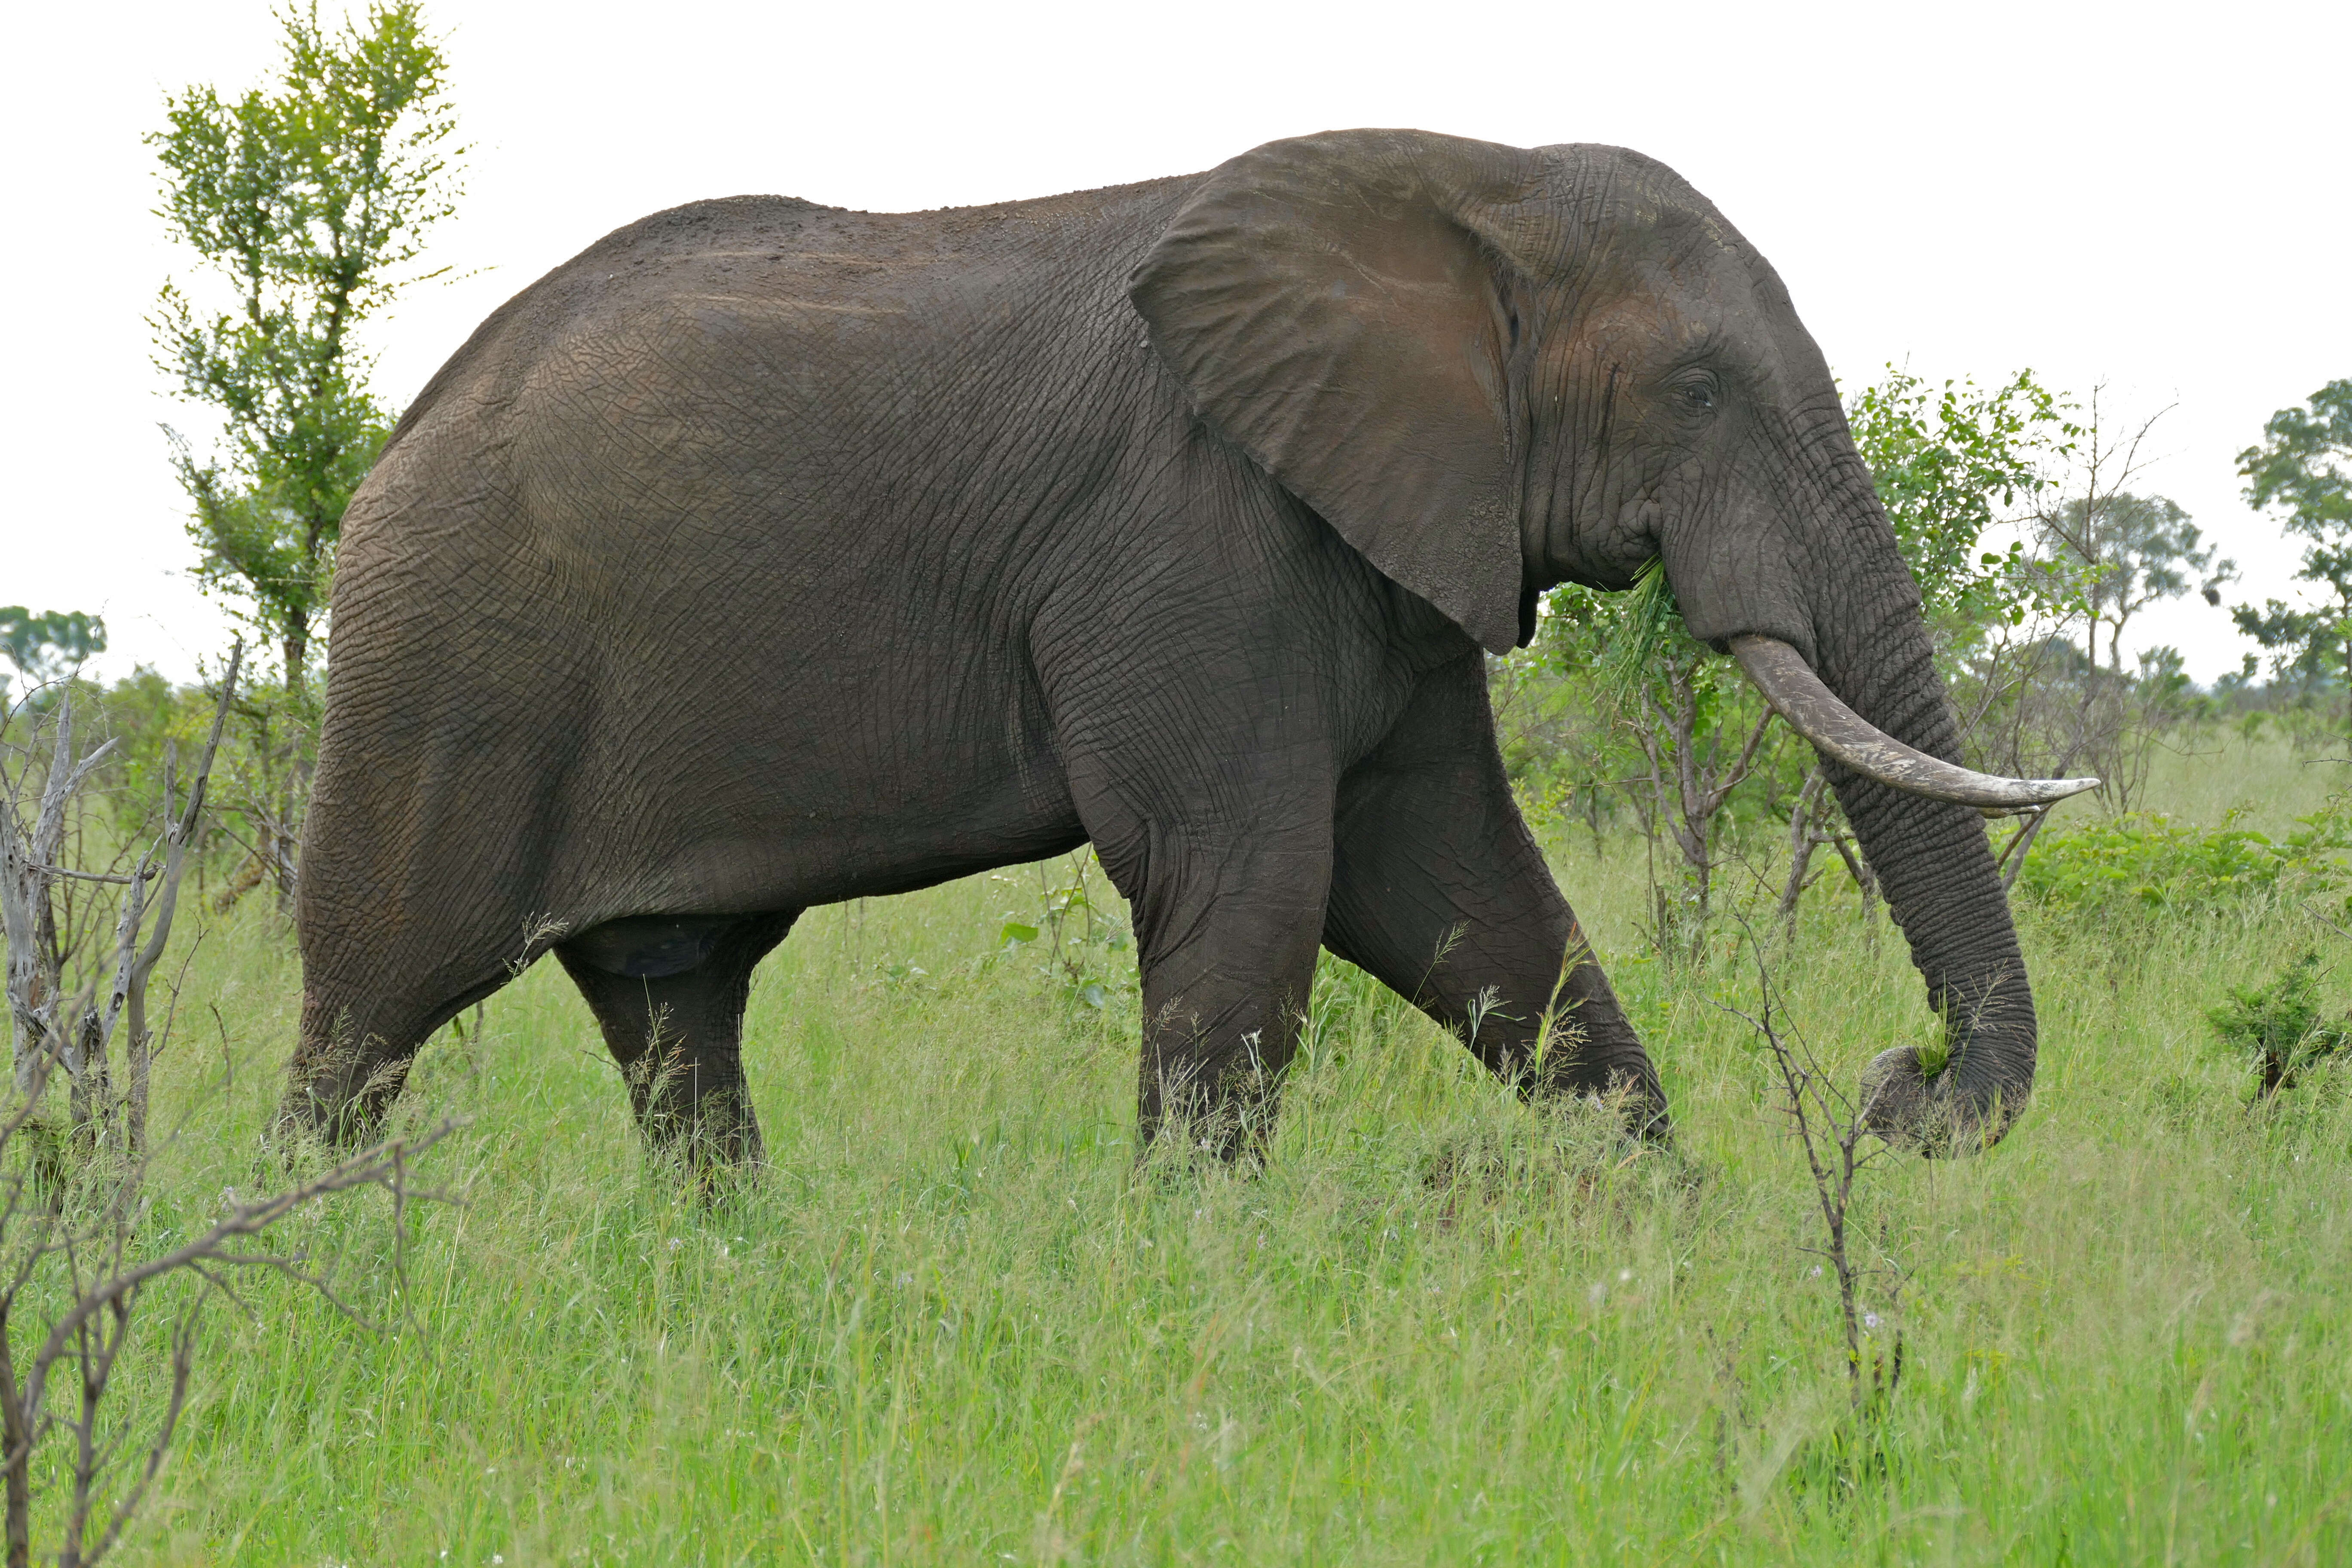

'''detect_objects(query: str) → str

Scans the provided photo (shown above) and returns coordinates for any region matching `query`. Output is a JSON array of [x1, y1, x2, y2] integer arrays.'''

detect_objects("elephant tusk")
[[1729, 634, 2101, 812]]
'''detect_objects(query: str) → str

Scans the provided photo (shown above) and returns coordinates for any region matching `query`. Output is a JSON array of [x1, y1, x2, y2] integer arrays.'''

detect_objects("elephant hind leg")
[[285, 934, 521, 1149], [555, 911, 798, 1170]]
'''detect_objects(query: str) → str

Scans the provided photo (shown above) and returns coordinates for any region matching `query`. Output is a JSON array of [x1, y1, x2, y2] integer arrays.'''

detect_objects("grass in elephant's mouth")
[[99, 735, 2352, 1565]]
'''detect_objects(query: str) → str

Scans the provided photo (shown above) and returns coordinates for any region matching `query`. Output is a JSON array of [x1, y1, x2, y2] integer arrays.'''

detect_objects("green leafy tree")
[[1537, 567, 1783, 960], [1843, 364, 2080, 655], [150, 2, 463, 694], [0, 610, 106, 697], [2234, 381, 2352, 738], [2034, 491, 2233, 677]]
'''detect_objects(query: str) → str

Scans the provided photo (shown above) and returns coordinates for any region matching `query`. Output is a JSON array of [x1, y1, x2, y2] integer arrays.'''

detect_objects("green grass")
[[83, 733, 2352, 1563]]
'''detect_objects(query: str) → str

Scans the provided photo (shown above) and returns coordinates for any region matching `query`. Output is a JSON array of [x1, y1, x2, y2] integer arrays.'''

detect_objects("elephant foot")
[[1136, 1070, 1283, 1174], [273, 1021, 415, 1159], [626, 1051, 765, 1194]]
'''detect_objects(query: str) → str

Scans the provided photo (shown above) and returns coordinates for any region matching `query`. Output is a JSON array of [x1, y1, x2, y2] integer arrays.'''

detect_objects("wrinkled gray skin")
[[288, 130, 2030, 1164]]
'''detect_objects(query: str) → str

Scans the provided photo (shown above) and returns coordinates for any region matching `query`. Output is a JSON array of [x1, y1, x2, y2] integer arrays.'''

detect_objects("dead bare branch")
[[0, 641, 461, 1567], [1719, 920, 1906, 1432], [0, 1114, 462, 1568]]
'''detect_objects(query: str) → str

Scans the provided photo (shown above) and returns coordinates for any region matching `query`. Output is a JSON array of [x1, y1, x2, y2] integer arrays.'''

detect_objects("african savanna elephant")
[[288, 129, 2092, 1165]]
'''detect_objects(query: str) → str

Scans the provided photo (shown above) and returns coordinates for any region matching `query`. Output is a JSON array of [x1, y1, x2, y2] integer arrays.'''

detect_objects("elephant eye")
[[1678, 379, 1717, 413]]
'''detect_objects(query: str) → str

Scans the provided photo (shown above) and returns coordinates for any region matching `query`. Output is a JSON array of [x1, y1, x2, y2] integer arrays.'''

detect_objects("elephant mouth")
[[1728, 634, 2099, 813]]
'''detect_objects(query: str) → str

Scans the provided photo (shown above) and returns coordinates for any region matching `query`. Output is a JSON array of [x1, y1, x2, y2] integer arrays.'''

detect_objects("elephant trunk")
[[1796, 510, 2040, 1149], [1666, 456, 2047, 1149]]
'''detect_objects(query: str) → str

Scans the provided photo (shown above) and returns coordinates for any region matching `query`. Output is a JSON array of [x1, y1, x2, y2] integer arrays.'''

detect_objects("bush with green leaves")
[[1844, 364, 2081, 660], [2205, 950, 2352, 1097], [2015, 804, 2352, 916]]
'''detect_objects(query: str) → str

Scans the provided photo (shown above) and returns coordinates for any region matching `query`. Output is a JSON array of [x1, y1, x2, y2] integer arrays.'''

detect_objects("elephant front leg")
[[1092, 818, 1333, 1161], [1324, 656, 1667, 1133]]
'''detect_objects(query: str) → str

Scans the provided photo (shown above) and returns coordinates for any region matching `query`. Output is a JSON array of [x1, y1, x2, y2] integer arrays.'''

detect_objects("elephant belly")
[[555, 659, 1087, 921]]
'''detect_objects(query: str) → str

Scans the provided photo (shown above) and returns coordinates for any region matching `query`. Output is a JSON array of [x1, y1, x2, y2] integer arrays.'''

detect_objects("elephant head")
[[1131, 129, 2092, 1148]]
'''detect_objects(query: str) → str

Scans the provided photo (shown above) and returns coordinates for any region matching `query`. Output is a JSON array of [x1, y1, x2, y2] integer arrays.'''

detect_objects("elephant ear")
[[1130, 130, 1548, 653]]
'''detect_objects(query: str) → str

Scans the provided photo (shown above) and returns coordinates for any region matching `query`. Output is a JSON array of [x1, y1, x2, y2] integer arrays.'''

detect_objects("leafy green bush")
[[2205, 951, 2352, 1096], [2016, 805, 2352, 914]]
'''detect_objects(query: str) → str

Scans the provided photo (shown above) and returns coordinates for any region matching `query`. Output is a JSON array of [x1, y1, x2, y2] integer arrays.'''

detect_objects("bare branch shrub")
[[1961, 390, 2222, 820], [2, 647, 242, 1155], [0, 1079, 456, 1568], [1720, 935, 1906, 1430], [0, 640, 459, 1564]]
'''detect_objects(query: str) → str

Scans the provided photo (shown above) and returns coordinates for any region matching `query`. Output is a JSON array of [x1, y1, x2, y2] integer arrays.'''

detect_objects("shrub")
[[2205, 950, 2352, 1097], [2016, 804, 2352, 915]]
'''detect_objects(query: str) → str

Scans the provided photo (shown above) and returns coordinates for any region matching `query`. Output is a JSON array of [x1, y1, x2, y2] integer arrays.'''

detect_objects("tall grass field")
[[83, 736, 2352, 1563]]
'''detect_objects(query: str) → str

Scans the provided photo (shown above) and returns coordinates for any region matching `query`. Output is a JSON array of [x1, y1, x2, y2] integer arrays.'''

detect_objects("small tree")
[[2234, 380, 2352, 744], [2034, 491, 2232, 677], [1844, 364, 2079, 665], [1540, 568, 1784, 963], [1721, 939, 1907, 1430], [0, 614, 105, 703], [1943, 387, 2202, 815], [150, 1, 463, 696]]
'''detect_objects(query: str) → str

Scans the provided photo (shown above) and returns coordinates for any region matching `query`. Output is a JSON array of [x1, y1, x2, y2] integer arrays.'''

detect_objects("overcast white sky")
[[6, 0, 2345, 684]]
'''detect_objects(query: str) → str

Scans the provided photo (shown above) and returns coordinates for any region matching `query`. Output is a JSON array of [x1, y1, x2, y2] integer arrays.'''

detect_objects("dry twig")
[[1718, 928, 1906, 1421]]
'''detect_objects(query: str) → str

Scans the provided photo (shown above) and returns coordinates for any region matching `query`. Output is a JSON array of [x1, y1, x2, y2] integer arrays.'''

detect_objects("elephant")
[[285, 128, 2092, 1167]]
